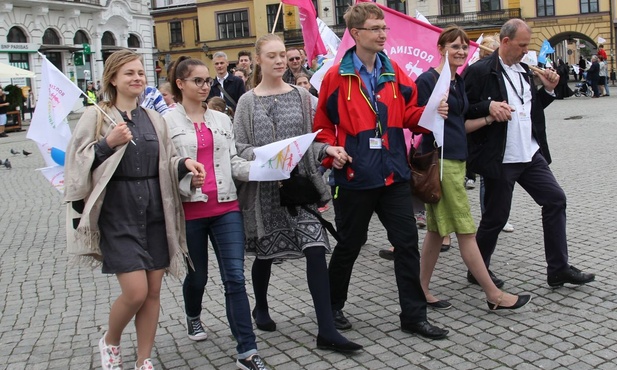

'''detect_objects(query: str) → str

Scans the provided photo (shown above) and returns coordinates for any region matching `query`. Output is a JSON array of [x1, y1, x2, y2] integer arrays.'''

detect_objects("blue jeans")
[[183, 211, 256, 357]]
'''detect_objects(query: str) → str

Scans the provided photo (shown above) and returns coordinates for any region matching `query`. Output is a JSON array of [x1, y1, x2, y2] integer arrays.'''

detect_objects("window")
[[217, 10, 249, 39], [102, 31, 116, 46], [386, 0, 407, 14], [74, 30, 89, 44], [480, 0, 501, 11], [170, 21, 183, 44], [312, 0, 319, 16], [266, 4, 284, 33], [43, 29, 60, 45], [441, 0, 460, 15], [580, 0, 599, 13], [194, 19, 200, 42], [537, 0, 555, 16], [8, 27, 27, 43], [335, 0, 352, 25], [128, 34, 141, 48]]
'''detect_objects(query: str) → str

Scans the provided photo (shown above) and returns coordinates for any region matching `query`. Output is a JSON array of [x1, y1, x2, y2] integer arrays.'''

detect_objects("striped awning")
[[10, 62, 29, 70]]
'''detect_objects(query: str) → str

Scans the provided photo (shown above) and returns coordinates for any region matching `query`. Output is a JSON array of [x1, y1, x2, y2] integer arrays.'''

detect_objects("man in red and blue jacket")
[[314, 2, 448, 340]]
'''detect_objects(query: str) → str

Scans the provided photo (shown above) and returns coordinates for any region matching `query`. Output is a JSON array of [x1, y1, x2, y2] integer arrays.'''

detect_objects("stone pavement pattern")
[[0, 94, 616, 369]]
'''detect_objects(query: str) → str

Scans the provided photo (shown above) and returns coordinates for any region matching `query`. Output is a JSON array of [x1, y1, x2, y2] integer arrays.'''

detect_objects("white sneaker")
[[465, 179, 476, 189], [135, 358, 154, 370], [99, 333, 123, 370], [502, 222, 514, 232]]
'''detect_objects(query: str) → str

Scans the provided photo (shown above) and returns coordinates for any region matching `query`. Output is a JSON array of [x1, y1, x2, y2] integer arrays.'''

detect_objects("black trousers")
[[477, 152, 569, 275], [329, 182, 427, 324]]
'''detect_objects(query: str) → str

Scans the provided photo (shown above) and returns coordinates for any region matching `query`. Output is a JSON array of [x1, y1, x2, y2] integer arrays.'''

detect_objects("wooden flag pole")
[[271, 3, 284, 34], [477, 44, 544, 74]]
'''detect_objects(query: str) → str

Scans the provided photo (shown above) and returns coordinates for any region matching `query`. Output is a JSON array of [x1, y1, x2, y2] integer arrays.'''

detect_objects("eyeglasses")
[[446, 44, 469, 52], [288, 56, 301, 62], [183, 77, 212, 88], [356, 27, 390, 34]]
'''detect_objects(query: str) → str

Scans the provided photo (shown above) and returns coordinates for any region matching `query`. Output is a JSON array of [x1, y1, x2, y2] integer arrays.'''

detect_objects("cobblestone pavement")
[[1, 92, 616, 369]]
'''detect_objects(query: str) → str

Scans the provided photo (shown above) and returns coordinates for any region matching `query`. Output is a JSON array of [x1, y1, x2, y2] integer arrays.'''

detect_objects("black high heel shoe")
[[252, 308, 276, 331], [487, 293, 532, 311]]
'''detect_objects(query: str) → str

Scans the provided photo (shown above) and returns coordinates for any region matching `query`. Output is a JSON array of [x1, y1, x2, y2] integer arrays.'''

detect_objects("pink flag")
[[282, 0, 327, 63], [335, 0, 477, 79]]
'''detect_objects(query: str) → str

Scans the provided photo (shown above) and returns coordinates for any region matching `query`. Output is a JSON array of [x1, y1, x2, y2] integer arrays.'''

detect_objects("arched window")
[[8, 27, 27, 43], [102, 31, 116, 46], [43, 28, 61, 45], [128, 34, 141, 48], [74, 30, 90, 44]]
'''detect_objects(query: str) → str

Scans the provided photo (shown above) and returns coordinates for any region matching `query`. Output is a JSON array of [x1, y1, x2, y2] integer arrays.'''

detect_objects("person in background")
[[234, 33, 363, 354], [463, 18, 596, 289], [165, 56, 269, 370], [63, 49, 205, 370], [237, 50, 254, 89], [314, 2, 449, 340], [282, 47, 314, 84], [158, 82, 177, 110], [84, 81, 97, 106], [234, 68, 250, 91], [416, 26, 531, 312], [140, 85, 170, 115], [599, 56, 610, 96], [209, 51, 246, 110], [207, 96, 235, 120], [0, 85, 9, 137], [578, 55, 587, 81], [587, 55, 600, 98]]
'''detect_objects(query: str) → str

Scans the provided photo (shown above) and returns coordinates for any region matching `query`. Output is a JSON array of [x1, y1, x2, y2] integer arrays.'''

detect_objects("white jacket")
[[164, 104, 250, 203]]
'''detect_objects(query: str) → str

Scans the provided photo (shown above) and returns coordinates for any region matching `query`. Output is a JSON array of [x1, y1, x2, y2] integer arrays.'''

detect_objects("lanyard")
[[502, 69, 526, 105], [371, 69, 383, 137]]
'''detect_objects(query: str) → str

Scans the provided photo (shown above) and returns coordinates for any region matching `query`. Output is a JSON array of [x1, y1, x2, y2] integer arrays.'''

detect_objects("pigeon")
[[10, 148, 19, 155], [4, 159, 11, 169], [0, 159, 3, 166], [22, 150, 32, 157]]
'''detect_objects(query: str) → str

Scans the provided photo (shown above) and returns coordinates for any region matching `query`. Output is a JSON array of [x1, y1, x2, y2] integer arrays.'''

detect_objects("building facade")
[[1, 0, 157, 100]]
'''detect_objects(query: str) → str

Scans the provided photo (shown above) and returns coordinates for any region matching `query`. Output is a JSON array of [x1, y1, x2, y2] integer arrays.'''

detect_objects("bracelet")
[[485, 116, 491, 126]]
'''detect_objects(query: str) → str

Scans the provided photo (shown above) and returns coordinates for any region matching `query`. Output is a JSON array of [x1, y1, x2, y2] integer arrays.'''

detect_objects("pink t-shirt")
[[183, 122, 240, 220]]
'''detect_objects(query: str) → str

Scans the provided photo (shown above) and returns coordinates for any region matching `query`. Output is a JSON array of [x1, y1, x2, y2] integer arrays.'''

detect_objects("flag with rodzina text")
[[281, 0, 327, 64], [27, 54, 83, 193]]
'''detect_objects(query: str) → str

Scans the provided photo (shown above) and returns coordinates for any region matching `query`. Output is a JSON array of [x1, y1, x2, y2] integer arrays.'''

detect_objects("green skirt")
[[425, 159, 476, 237]]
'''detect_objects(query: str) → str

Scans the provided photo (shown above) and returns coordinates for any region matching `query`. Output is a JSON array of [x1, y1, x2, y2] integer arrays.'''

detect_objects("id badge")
[[517, 110, 531, 125], [369, 137, 382, 149]]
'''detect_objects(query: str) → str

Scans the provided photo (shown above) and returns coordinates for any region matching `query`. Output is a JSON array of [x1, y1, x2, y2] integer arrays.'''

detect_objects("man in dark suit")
[[208, 51, 246, 109], [463, 18, 595, 289]]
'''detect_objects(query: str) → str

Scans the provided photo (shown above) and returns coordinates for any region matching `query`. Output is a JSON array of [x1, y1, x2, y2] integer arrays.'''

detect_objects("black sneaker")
[[467, 270, 505, 289], [236, 354, 269, 370], [187, 317, 208, 341]]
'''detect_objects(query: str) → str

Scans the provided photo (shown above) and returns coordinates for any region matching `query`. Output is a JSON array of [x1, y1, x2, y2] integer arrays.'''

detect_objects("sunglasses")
[[288, 56, 302, 62]]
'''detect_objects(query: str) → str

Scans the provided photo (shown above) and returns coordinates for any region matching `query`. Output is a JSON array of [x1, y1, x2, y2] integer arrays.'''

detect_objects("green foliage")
[[3, 85, 24, 111]]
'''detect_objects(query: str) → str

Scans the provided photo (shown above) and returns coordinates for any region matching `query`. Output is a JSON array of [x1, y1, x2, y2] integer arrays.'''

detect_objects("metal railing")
[[426, 8, 521, 28], [50, 0, 101, 5]]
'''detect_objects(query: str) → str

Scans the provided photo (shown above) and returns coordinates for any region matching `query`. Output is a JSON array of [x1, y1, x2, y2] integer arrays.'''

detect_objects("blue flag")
[[538, 40, 555, 64]]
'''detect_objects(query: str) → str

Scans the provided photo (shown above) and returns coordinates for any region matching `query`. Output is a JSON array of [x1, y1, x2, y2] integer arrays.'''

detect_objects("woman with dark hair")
[[64, 49, 205, 370], [234, 34, 362, 354], [164, 56, 269, 370], [415, 26, 531, 311]]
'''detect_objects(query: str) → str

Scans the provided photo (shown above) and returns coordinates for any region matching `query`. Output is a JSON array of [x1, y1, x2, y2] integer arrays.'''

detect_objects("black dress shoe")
[[316, 335, 363, 353], [467, 270, 505, 289], [440, 244, 451, 252], [378, 248, 394, 261], [547, 265, 595, 288], [427, 300, 453, 309], [252, 308, 276, 332], [332, 309, 352, 330], [401, 320, 449, 340], [487, 294, 532, 311]]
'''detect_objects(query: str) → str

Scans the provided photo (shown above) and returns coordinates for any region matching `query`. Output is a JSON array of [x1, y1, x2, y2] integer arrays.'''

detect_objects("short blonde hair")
[[344, 2, 384, 32]]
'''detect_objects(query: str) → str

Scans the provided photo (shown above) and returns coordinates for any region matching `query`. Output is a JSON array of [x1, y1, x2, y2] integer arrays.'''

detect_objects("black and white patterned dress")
[[245, 89, 330, 259]]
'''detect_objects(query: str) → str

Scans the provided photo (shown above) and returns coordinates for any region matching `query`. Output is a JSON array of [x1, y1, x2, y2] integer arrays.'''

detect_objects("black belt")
[[110, 175, 159, 181]]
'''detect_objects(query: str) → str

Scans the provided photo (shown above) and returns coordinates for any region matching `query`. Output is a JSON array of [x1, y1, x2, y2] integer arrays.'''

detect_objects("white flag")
[[317, 18, 341, 58], [249, 130, 321, 181], [419, 52, 450, 148], [27, 55, 83, 168], [598, 36, 606, 44], [415, 10, 430, 24], [466, 34, 484, 66]]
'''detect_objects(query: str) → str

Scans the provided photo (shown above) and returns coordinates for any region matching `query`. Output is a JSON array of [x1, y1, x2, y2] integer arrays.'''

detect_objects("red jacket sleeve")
[[314, 67, 337, 168]]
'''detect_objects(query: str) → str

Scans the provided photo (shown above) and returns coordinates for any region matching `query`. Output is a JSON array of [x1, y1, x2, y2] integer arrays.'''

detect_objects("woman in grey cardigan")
[[234, 34, 362, 354]]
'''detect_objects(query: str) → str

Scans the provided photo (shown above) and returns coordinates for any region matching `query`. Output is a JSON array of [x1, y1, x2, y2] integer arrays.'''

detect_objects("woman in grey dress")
[[64, 50, 205, 370], [234, 34, 362, 354]]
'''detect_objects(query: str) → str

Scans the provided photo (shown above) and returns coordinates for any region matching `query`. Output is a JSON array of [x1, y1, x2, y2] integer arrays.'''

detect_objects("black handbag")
[[279, 168, 321, 207]]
